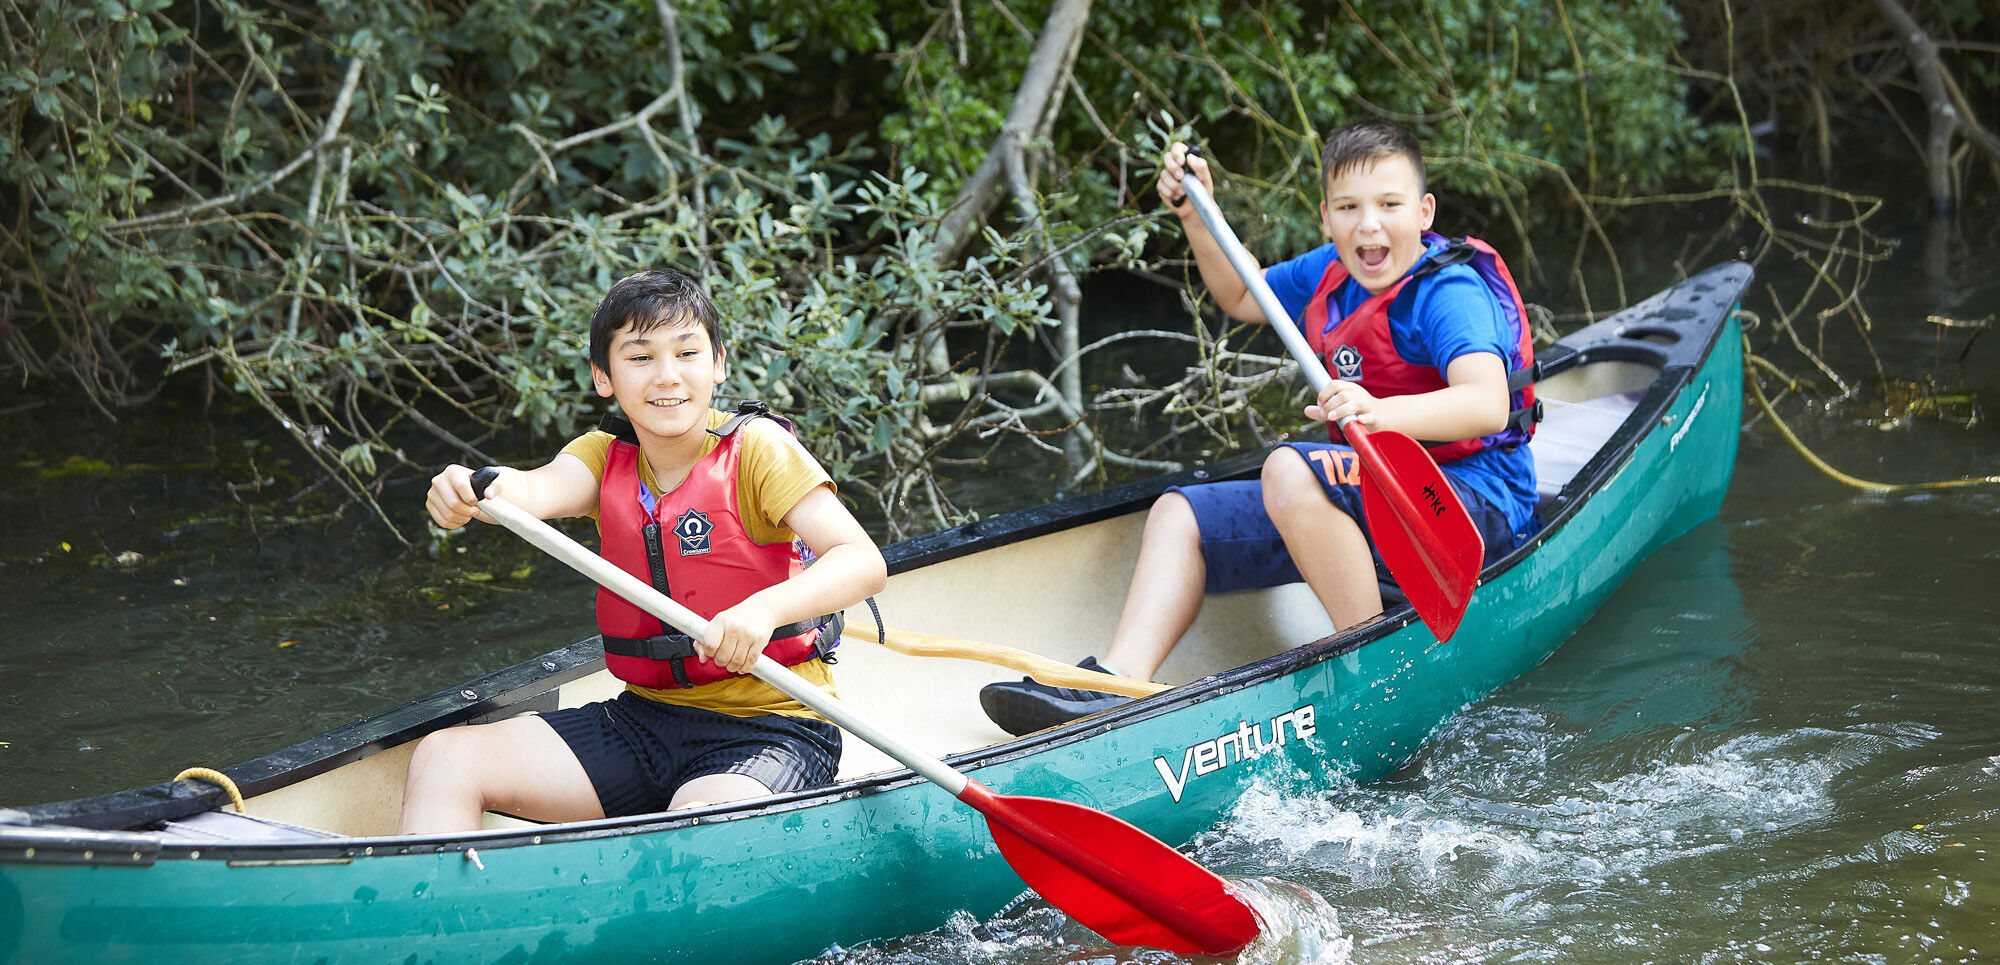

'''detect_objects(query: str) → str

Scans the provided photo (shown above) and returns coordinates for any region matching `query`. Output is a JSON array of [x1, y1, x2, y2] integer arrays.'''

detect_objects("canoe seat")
[[1532, 391, 1641, 504], [159, 808, 340, 844]]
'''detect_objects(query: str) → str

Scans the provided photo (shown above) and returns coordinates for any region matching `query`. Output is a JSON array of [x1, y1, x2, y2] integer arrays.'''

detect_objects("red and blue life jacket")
[[1301, 234, 1539, 462], [594, 402, 837, 690]]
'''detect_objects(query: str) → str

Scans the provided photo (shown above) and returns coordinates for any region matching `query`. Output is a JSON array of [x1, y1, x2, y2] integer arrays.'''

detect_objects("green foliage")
[[884, 0, 1721, 260], [2, 0, 1809, 538], [0, 0, 1066, 537]]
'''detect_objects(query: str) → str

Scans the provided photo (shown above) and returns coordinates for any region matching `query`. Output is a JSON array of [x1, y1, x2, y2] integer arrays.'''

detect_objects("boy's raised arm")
[[1157, 141, 1271, 325], [427, 454, 599, 530]]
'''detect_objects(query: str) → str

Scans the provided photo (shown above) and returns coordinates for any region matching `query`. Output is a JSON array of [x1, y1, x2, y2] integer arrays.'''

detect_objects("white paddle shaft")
[[474, 492, 969, 795]]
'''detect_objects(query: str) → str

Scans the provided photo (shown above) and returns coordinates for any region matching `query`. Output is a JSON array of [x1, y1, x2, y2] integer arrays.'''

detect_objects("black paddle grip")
[[1171, 144, 1202, 208], [470, 466, 501, 501]]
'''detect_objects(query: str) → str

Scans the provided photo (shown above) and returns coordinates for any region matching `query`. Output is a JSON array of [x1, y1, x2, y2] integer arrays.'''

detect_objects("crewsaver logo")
[[673, 508, 713, 556], [1331, 344, 1363, 381]]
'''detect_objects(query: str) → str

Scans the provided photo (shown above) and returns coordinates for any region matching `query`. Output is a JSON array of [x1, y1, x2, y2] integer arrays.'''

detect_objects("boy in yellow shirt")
[[403, 268, 886, 833]]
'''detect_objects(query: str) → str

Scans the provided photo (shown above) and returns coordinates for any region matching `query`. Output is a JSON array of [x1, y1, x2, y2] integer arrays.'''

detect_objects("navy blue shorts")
[[1171, 442, 1521, 596], [542, 691, 841, 817]]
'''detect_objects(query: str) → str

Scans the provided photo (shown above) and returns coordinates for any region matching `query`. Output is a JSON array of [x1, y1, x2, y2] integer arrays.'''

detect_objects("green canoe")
[[0, 263, 1752, 964]]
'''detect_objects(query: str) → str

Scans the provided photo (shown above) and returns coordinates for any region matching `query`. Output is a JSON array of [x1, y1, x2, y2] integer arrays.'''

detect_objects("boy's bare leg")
[[1262, 448, 1383, 631], [1101, 492, 1206, 682], [399, 714, 604, 834], [670, 773, 775, 810]]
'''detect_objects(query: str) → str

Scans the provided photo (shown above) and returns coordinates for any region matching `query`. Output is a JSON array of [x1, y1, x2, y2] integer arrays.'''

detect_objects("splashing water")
[[800, 873, 1349, 965], [1225, 875, 1353, 965]]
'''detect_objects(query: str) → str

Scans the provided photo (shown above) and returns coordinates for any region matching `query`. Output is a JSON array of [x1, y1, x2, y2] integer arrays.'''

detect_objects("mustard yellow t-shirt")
[[562, 409, 839, 719]]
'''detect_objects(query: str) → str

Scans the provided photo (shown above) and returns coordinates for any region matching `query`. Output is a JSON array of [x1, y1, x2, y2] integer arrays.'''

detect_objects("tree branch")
[[931, 0, 1091, 269], [1870, 0, 1993, 212], [109, 58, 364, 232]]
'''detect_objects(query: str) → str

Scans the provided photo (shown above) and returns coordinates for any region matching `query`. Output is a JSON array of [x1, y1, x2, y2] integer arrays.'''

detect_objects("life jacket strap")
[[598, 409, 639, 442], [711, 400, 774, 437], [601, 612, 844, 686]]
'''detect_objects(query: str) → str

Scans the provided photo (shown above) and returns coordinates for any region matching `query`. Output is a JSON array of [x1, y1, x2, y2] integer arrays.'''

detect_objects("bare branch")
[[109, 58, 364, 232], [932, 0, 1092, 269]]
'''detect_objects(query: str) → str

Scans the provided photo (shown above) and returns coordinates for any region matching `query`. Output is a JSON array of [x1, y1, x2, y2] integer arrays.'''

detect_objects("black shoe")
[[979, 656, 1129, 736]]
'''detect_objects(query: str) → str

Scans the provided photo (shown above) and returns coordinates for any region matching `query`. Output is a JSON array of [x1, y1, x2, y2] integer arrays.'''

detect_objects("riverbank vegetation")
[[4, 0, 1994, 539]]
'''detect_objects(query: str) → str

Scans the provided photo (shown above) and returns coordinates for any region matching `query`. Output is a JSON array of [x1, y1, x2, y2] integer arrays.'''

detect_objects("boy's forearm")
[[744, 542, 888, 630], [1176, 210, 1267, 324], [1372, 384, 1510, 442], [488, 455, 598, 521]]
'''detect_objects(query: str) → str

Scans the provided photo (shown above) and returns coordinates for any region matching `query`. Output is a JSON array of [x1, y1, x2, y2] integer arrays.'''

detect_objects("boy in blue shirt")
[[981, 119, 1540, 735]]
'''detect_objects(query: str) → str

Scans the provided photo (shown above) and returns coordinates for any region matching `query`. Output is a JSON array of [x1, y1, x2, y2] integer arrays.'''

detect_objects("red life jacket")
[[1300, 234, 1539, 463], [594, 402, 836, 690]]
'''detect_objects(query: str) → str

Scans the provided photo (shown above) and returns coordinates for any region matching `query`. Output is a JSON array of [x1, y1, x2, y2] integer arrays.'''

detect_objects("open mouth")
[[1356, 246, 1391, 272], [647, 399, 687, 408]]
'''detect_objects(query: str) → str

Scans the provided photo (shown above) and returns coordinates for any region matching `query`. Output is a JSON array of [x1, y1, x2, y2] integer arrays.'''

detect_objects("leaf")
[[338, 443, 377, 475]]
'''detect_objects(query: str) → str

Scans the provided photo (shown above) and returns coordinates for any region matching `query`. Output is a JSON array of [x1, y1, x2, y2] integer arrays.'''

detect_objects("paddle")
[[839, 625, 1170, 699], [1177, 173, 1484, 641], [467, 470, 1260, 956]]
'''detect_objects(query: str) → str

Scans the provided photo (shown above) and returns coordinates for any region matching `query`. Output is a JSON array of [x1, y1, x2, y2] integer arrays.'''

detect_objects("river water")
[[3, 195, 1996, 963]]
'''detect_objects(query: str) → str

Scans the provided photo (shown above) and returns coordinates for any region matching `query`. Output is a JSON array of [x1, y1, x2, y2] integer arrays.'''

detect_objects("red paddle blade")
[[959, 782, 1261, 955], [1351, 425, 1485, 641]]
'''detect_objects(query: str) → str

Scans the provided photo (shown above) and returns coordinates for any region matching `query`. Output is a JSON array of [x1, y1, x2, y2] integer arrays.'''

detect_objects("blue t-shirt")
[[1263, 241, 1539, 540]]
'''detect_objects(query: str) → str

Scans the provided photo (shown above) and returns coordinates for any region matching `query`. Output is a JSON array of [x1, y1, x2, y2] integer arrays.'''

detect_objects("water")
[[0, 402, 597, 805], [3, 200, 1998, 962], [809, 499, 1999, 964]]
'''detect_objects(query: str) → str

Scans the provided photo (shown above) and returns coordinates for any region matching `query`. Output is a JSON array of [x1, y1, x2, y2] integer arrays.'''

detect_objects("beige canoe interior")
[[192, 357, 1655, 841]]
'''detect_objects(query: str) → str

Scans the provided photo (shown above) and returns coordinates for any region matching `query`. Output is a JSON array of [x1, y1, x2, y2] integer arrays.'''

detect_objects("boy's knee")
[[408, 726, 480, 776], [1144, 491, 1200, 542], [1260, 448, 1319, 503]]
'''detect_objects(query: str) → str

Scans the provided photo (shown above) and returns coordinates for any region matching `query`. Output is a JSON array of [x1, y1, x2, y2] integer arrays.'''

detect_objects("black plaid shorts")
[[543, 691, 842, 817]]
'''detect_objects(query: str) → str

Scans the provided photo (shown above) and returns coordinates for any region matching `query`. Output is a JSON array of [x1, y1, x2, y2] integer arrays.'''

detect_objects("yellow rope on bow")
[[1745, 343, 2000, 493], [173, 767, 246, 813]]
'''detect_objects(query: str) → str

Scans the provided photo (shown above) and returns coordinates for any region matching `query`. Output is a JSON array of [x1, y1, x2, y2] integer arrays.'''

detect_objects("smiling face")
[[1318, 154, 1437, 295], [589, 317, 727, 442]]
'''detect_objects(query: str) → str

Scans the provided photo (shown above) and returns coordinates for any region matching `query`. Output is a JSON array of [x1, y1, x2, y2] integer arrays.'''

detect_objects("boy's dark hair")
[[588, 268, 721, 371], [1319, 118, 1427, 195]]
